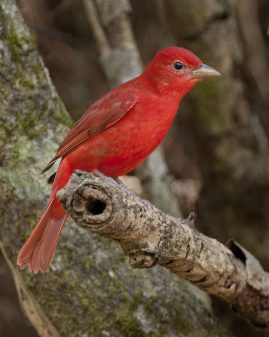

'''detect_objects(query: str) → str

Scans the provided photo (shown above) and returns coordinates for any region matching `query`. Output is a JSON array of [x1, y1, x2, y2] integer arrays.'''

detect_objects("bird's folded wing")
[[42, 88, 139, 173]]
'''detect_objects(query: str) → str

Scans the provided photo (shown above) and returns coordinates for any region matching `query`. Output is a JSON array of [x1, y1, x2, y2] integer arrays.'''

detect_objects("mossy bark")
[[0, 1, 230, 337]]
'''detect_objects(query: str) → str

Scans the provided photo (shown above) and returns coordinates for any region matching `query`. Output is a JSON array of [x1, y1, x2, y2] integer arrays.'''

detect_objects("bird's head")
[[143, 47, 220, 96]]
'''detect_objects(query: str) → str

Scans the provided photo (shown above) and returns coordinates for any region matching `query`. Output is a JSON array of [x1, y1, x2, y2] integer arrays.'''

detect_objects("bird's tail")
[[17, 196, 67, 273], [17, 158, 73, 273]]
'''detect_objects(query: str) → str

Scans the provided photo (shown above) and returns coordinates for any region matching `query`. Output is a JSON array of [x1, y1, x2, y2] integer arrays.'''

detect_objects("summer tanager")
[[17, 47, 220, 273]]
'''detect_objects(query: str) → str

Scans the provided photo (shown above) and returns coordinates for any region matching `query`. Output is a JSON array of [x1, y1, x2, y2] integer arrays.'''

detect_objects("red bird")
[[17, 47, 220, 273]]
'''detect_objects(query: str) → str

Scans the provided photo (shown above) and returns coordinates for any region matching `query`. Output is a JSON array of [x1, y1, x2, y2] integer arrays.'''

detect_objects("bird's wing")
[[42, 88, 139, 173]]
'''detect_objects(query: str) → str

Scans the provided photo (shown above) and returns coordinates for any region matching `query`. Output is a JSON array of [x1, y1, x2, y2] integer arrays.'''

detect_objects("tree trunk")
[[0, 1, 230, 336]]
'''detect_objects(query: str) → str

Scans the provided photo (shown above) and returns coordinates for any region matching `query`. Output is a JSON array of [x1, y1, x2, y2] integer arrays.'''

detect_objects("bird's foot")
[[93, 171, 123, 186], [92, 170, 107, 179], [112, 176, 123, 185]]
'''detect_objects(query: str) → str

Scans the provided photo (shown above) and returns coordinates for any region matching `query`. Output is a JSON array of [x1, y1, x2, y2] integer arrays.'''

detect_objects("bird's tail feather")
[[17, 196, 67, 273]]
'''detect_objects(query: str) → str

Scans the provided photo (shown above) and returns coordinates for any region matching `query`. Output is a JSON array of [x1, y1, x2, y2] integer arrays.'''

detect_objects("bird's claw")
[[92, 171, 123, 185], [112, 176, 123, 185], [92, 170, 107, 179]]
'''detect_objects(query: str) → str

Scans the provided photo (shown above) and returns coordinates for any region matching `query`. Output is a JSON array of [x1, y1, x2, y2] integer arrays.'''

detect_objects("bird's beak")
[[192, 64, 221, 79]]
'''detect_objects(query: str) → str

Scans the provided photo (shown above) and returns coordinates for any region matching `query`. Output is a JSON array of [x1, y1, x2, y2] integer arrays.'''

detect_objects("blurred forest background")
[[1, 0, 269, 336]]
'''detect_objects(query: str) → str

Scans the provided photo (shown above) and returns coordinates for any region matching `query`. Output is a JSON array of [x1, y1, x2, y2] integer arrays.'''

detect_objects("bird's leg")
[[92, 171, 123, 186], [92, 170, 107, 179], [112, 176, 123, 185]]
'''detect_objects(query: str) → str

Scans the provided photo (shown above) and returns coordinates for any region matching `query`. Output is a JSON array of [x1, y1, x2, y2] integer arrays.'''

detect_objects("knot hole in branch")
[[73, 184, 114, 228], [86, 197, 106, 215]]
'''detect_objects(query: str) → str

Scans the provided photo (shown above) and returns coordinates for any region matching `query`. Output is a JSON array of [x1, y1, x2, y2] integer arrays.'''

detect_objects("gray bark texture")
[[59, 171, 269, 329], [0, 1, 230, 337]]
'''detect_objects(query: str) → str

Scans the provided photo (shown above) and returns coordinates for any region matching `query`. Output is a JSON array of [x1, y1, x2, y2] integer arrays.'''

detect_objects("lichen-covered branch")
[[59, 170, 269, 329]]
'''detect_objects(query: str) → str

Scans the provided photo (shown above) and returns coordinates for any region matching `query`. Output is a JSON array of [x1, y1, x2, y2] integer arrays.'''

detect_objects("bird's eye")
[[173, 61, 184, 71]]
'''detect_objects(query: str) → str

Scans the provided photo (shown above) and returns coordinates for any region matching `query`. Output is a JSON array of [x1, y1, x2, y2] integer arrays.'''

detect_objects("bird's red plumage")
[[17, 47, 205, 272]]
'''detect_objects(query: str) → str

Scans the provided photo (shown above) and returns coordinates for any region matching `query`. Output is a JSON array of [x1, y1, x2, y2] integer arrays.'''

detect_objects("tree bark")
[[0, 1, 230, 336]]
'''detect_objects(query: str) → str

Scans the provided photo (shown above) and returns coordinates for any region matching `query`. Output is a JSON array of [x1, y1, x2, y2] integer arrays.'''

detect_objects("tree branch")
[[58, 170, 269, 329], [82, 0, 110, 56]]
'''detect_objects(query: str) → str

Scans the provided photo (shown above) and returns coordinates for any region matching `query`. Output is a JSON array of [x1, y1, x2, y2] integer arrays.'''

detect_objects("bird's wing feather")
[[42, 88, 139, 173]]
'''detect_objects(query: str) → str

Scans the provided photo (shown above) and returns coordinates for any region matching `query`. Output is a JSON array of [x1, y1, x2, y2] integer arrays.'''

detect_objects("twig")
[[0, 244, 60, 337], [58, 170, 269, 329], [82, 0, 110, 56]]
